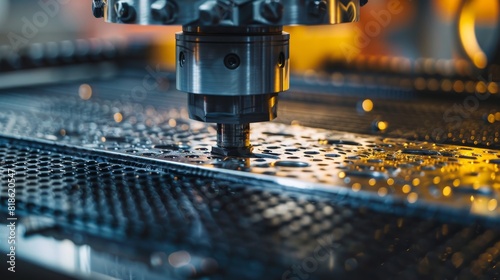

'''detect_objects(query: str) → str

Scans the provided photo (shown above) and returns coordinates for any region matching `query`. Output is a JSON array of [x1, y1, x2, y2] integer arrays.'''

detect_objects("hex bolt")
[[199, 1, 223, 25], [260, 0, 283, 23], [308, 0, 327, 17], [92, 0, 105, 18], [151, 0, 178, 24], [115, 1, 136, 23]]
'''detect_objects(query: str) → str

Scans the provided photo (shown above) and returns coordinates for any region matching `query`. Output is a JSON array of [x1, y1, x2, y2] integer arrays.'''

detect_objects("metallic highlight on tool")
[[93, 0, 364, 154]]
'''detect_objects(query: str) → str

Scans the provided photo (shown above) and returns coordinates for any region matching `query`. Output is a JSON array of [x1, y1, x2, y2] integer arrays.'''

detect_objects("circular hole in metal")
[[273, 161, 310, 168], [179, 51, 185, 67], [278, 52, 285, 68], [224, 53, 240, 70]]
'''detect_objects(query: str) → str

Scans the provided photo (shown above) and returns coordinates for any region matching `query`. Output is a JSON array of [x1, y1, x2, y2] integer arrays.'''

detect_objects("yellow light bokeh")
[[433, 0, 462, 21], [284, 25, 355, 72], [415, 78, 427, 91], [407, 192, 418, 204], [291, 120, 301, 126], [352, 183, 361, 192], [402, 184, 411, 194], [458, 0, 498, 69], [487, 114, 495, 124], [362, 99, 374, 112], [378, 187, 388, 197], [453, 80, 465, 93], [488, 199, 498, 211], [441, 79, 453, 92], [465, 81, 476, 93], [489, 83, 499, 94], [428, 79, 440, 91], [476, 81, 487, 93], [412, 178, 421, 186], [443, 186, 452, 197], [377, 121, 388, 131], [433, 176, 441, 184], [114, 112, 123, 123]]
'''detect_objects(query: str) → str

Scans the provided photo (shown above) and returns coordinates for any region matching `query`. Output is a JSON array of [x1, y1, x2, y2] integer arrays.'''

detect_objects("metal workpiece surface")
[[0, 73, 499, 223], [2, 136, 500, 280], [1, 71, 500, 279]]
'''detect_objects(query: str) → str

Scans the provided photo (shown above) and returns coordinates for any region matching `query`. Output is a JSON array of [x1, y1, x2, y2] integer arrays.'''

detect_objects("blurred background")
[[0, 0, 498, 73]]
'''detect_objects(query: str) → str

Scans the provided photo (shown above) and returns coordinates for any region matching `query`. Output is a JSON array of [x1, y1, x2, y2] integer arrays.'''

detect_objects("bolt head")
[[92, 0, 104, 18], [199, 2, 223, 25], [115, 2, 136, 23], [260, 0, 283, 23], [308, 0, 327, 17], [151, 0, 177, 24]]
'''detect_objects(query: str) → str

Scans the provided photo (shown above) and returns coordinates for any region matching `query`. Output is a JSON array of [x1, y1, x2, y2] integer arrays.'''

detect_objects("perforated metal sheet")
[[2, 137, 500, 279], [1, 77, 500, 222]]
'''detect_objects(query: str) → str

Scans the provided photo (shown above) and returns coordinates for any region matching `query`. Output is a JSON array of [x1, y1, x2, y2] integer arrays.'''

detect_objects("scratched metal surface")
[[0, 73, 500, 222]]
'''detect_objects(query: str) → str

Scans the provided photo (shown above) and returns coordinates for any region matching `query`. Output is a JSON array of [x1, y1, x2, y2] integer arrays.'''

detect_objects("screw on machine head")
[[151, 0, 178, 24], [199, 1, 226, 25], [92, 0, 105, 18], [115, 1, 136, 23], [260, 0, 284, 23], [308, 0, 328, 17]]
